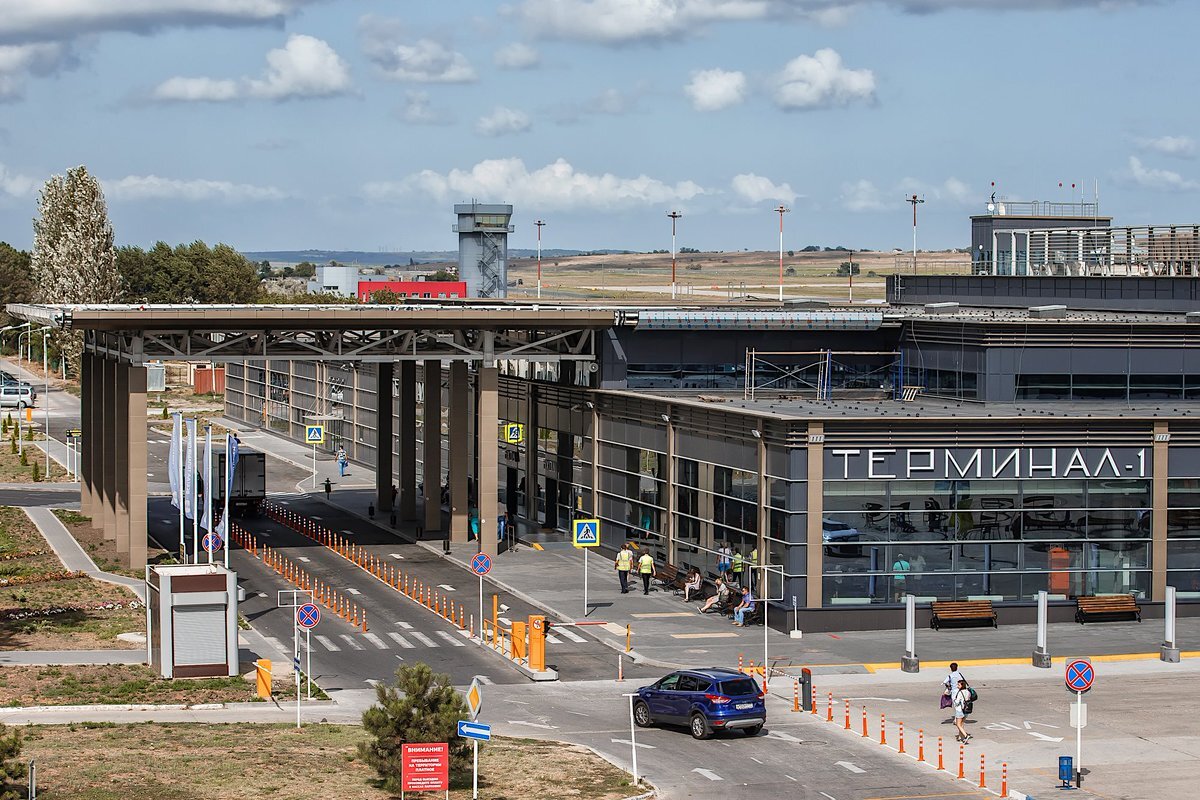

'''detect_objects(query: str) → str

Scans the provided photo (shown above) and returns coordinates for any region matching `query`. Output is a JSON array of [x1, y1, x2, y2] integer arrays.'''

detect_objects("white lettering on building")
[[826, 447, 1147, 479]]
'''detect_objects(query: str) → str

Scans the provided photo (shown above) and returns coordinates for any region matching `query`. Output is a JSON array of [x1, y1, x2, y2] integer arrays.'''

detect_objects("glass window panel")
[[823, 480, 885, 511], [1167, 571, 1200, 593], [1169, 479, 1200, 508], [1086, 479, 1150, 509], [1168, 540, 1200, 570], [1168, 509, 1200, 538]]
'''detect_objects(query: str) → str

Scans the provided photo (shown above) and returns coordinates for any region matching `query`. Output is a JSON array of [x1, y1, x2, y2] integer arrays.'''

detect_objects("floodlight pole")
[[535, 220, 545, 300], [908, 194, 925, 271], [42, 331, 50, 476], [776, 205, 789, 302], [668, 211, 682, 300]]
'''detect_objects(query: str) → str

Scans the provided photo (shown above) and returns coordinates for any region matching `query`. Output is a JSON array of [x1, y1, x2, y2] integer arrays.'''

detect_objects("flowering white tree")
[[31, 166, 120, 373]]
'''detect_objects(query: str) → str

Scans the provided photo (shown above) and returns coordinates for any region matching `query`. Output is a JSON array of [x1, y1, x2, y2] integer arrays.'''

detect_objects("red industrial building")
[[358, 280, 467, 302]]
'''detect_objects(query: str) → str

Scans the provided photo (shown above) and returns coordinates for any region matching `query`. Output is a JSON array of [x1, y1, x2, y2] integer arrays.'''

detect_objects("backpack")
[[968, 687, 979, 702]]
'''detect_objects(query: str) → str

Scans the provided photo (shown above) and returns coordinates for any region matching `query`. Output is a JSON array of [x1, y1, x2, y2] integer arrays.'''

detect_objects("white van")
[[0, 385, 36, 409]]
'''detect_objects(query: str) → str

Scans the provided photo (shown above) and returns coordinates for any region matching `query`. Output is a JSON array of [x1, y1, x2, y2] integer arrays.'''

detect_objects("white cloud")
[[366, 157, 708, 210], [0, 0, 315, 44], [517, 0, 767, 44], [0, 42, 75, 101], [475, 107, 532, 137], [0, 162, 38, 197], [105, 175, 286, 202], [1126, 156, 1198, 192], [774, 48, 874, 110], [731, 173, 797, 204], [399, 90, 453, 125], [152, 34, 351, 102], [494, 42, 540, 69], [685, 68, 746, 112], [1136, 135, 1196, 159], [840, 179, 885, 212], [361, 19, 476, 83]]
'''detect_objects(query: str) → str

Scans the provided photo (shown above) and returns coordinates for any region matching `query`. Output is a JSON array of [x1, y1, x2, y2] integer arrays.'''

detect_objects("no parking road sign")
[[201, 532, 223, 553], [1065, 659, 1094, 692], [573, 518, 600, 547], [296, 602, 321, 630], [471, 553, 492, 576]]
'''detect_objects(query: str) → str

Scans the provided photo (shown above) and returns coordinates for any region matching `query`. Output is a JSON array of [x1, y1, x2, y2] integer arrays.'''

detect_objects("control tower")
[[454, 203, 514, 298]]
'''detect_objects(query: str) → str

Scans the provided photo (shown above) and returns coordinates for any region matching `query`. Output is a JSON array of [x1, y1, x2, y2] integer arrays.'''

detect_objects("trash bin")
[[1059, 755, 1074, 788]]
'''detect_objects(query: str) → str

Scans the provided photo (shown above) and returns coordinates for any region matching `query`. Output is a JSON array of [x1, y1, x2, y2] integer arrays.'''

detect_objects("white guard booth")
[[145, 564, 240, 678]]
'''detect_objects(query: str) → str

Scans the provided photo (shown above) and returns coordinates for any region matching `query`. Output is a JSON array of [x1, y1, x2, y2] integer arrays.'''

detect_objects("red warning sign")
[[401, 742, 449, 792]]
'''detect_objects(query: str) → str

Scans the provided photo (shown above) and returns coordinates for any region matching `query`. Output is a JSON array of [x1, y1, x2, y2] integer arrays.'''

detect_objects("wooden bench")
[[930, 600, 998, 631], [1075, 594, 1141, 624], [654, 563, 688, 593]]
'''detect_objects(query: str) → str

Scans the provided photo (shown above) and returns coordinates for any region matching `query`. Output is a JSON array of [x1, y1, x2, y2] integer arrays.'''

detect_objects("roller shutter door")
[[173, 604, 225, 666]]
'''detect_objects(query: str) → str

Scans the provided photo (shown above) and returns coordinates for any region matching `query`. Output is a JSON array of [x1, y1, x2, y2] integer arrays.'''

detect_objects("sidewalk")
[[229, 421, 1200, 673], [24, 505, 145, 600]]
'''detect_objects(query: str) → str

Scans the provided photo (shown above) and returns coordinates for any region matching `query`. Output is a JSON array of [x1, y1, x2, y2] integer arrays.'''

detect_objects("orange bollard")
[[792, 680, 800, 713], [917, 728, 925, 762], [810, 686, 817, 714], [353, 606, 360, 628], [957, 744, 965, 779], [861, 707, 868, 738], [827, 692, 834, 722], [844, 699, 851, 730], [880, 713, 887, 746], [1001, 762, 1008, 798], [937, 736, 944, 770], [979, 754, 986, 789], [738, 653, 744, 673], [898, 720, 905, 754], [361, 610, 368, 633]]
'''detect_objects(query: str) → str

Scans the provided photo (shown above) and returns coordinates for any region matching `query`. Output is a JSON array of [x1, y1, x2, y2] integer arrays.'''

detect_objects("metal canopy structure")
[[7, 303, 617, 365]]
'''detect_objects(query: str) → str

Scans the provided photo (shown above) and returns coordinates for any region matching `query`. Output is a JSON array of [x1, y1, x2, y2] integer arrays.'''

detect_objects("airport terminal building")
[[222, 205, 1200, 626]]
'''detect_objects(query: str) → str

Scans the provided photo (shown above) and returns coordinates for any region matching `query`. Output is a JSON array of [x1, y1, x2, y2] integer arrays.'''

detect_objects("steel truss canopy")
[[5, 303, 619, 365]]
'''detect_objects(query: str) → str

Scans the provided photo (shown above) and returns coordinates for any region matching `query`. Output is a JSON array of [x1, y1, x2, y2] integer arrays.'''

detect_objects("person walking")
[[717, 542, 733, 575], [943, 662, 965, 694], [637, 550, 655, 595], [323, 477, 332, 499], [614, 543, 633, 594], [336, 446, 348, 478], [892, 551, 911, 601], [952, 678, 972, 743], [732, 586, 756, 626], [731, 547, 745, 587]]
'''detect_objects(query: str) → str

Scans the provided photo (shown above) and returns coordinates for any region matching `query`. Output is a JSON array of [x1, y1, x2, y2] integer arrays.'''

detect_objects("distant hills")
[[242, 249, 634, 266]]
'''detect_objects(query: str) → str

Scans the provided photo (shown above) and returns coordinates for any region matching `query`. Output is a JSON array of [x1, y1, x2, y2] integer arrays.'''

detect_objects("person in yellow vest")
[[730, 549, 744, 588], [637, 551, 655, 595], [614, 543, 634, 594]]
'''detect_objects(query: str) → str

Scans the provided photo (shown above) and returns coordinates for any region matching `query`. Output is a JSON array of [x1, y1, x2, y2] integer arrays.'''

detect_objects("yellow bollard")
[[255, 659, 272, 699]]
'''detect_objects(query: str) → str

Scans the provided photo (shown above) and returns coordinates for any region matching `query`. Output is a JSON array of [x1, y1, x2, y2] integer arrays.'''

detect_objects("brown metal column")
[[89, 353, 105, 531], [1153, 422, 1169, 602], [477, 364, 499, 558], [756, 425, 767, 593], [664, 411, 675, 563], [449, 361, 470, 544], [805, 423, 825, 609], [523, 382, 539, 521], [126, 365, 148, 569], [422, 360, 442, 534], [114, 363, 131, 559], [102, 357, 117, 542], [79, 352, 94, 518], [399, 361, 417, 520], [376, 362, 394, 512]]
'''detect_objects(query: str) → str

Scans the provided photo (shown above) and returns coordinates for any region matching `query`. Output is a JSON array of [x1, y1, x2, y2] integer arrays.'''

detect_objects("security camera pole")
[[535, 219, 545, 300], [668, 211, 683, 300], [907, 194, 925, 271], [775, 205, 789, 302]]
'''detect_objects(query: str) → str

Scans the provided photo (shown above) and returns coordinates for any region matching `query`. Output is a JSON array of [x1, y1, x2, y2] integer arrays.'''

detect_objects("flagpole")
[[204, 426, 213, 565], [174, 413, 184, 562], [223, 433, 232, 570], [190, 420, 199, 565]]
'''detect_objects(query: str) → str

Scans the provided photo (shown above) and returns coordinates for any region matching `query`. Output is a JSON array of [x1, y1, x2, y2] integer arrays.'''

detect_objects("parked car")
[[0, 385, 36, 409], [633, 667, 765, 740]]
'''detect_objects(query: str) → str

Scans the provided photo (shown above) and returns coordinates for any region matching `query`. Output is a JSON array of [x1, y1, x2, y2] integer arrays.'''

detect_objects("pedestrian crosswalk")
[[286, 623, 600, 655]]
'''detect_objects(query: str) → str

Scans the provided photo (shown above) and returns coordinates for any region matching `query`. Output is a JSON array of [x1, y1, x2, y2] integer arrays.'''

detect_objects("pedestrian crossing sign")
[[305, 425, 325, 444], [500, 422, 524, 444], [572, 518, 600, 547]]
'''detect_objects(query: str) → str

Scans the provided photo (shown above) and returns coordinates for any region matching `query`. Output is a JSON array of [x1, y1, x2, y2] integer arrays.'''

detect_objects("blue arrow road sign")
[[457, 720, 491, 741], [1065, 659, 1094, 692]]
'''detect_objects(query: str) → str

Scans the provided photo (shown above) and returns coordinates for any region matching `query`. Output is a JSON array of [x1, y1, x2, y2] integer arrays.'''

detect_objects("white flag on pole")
[[200, 426, 213, 533], [215, 434, 240, 539], [184, 418, 196, 520], [168, 413, 182, 510]]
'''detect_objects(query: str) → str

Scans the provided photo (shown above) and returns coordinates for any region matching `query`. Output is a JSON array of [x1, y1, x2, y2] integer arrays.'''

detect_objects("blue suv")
[[633, 667, 766, 739]]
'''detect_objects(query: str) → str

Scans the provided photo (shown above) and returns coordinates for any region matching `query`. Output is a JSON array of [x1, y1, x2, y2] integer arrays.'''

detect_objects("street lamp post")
[[907, 194, 925, 271], [775, 205, 790, 302], [667, 211, 683, 300], [41, 331, 50, 476], [535, 220, 545, 300]]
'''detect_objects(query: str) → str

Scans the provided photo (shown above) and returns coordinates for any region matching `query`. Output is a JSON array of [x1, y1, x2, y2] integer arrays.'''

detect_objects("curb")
[[0, 702, 228, 713]]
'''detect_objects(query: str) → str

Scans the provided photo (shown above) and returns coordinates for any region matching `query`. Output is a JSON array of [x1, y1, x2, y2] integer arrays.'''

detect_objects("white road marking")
[[611, 739, 655, 749], [389, 553, 405, 559], [396, 621, 413, 629], [558, 628, 587, 643], [835, 761, 865, 774], [438, 584, 456, 591], [750, 757, 763, 764], [263, 636, 286, 653], [819, 793, 837, 800], [346, 588, 361, 595], [298, 556, 311, 563], [311, 516, 322, 520], [363, 632, 389, 649], [498, 617, 512, 626], [257, 592, 269, 598], [843, 697, 909, 703], [410, 632, 438, 647], [477, 676, 494, 685], [339, 635, 365, 651], [315, 635, 341, 651], [508, 721, 558, 730], [767, 731, 804, 743], [546, 635, 563, 644], [1028, 731, 1065, 742], [692, 768, 723, 781], [435, 631, 465, 647], [387, 632, 415, 649], [566, 710, 588, 716], [785, 775, 797, 782]]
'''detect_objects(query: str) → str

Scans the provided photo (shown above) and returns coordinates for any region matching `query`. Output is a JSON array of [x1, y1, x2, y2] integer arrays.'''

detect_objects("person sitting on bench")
[[700, 577, 732, 614], [683, 567, 703, 602]]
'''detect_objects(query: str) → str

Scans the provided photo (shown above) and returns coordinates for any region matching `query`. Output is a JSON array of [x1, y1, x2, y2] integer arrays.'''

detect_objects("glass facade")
[[822, 477, 1152, 605], [1168, 478, 1200, 596]]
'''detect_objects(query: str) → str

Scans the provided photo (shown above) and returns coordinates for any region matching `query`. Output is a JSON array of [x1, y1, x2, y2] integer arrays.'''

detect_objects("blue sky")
[[0, 0, 1195, 254]]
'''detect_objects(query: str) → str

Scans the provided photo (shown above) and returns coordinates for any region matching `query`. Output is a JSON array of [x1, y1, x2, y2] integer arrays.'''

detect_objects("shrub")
[[161, 406, 169, 420], [0, 722, 24, 799], [30, 462, 40, 482], [18, 450, 26, 467], [359, 663, 471, 792]]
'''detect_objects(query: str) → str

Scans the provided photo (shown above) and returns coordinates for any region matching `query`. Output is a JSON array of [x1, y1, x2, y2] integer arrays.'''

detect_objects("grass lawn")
[[0, 664, 276, 707], [0, 427, 68, 482], [53, 509, 173, 578], [15, 723, 638, 800]]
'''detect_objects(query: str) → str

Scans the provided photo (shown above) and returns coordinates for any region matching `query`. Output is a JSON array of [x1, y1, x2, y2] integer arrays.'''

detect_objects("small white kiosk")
[[145, 564, 239, 678]]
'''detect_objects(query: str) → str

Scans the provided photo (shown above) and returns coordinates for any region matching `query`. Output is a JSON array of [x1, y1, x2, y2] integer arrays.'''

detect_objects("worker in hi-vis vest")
[[615, 543, 633, 594], [637, 551, 655, 595]]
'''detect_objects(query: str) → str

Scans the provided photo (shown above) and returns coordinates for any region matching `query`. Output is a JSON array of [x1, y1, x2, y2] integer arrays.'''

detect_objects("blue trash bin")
[[1058, 755, 1074, 789]]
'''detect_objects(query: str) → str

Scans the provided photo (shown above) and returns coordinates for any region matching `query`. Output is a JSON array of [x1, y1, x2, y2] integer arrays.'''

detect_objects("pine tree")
[[30, 461, 40, 482], [31, 166, 120, 374], [0, 722, 23, 799], [358, 663, 471, 792], [18, 450, 27, 467]]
